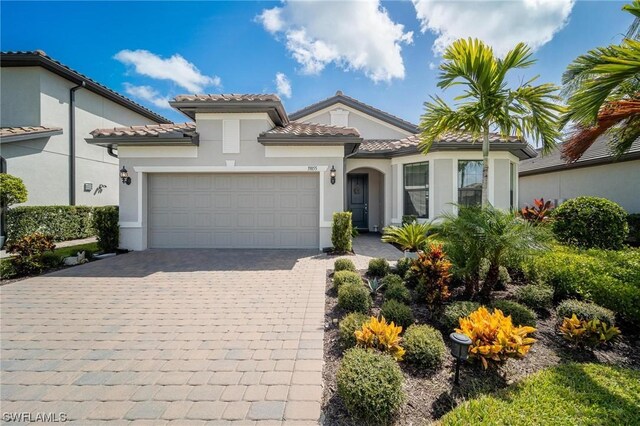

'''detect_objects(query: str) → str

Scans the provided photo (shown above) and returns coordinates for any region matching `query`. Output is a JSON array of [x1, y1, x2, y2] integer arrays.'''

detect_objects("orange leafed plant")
[[456, 307, 536, 369], [411, 243, 452, 308], [520, 198, 553, 224], [355, 316, 405, 361]]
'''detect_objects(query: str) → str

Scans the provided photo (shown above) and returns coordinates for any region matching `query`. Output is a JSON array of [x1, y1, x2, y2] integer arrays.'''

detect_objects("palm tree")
[[419, 38, 563, 206], [560, 1, 640, 162]]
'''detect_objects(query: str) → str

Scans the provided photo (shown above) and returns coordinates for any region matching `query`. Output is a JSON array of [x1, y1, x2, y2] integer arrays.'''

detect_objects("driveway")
[[1, 249, 329, 424]]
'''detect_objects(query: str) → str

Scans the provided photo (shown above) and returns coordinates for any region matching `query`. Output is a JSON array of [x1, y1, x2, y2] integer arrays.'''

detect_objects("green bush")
[[5, 232, 56, 275], [551, 197, 628, 250], [394, 257, 413, 277], [404, 324, 446, 369], [368, 257, 390, 277], [339, 312, 369, 348], [384, 280, 411, 304], [333, 270, 363, 290], [0, 173, 28, 208], [441, 301, 481, 332], [92, 206, 119, 253], [334, 258, 356, 272], [332, 212, 353, 254], [338, 283, 371, 314], [515, 284, 554, 310], [628, 213, 640, 243], [337, 348, 405, 425], [7, 206, 95, 242], [491, 300, 537, 327], [557, 299, 616, 326], [380, 299, 414, 330]]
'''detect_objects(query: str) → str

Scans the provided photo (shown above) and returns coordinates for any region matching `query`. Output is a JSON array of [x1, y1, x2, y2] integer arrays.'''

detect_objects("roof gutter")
[[69, 81, 85, 205]]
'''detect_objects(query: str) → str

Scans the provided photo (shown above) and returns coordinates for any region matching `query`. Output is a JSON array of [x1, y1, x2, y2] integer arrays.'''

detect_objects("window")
[[404, 162, 429, 218], [510, 162, 517, 210], [458, 160, 483, 207]]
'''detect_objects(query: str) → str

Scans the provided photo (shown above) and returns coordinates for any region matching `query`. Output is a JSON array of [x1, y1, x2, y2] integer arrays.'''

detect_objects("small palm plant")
[[381, 221, 432, 254]]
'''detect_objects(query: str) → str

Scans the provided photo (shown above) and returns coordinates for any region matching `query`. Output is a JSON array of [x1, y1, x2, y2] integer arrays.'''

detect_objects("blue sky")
[[1, 1, 633, 124]]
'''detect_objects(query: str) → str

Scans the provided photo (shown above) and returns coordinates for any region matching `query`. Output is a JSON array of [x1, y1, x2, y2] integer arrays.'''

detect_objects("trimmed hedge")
[[628, 213, 640, 243], [339, 312, 369, 349], [381, 299, 414, 330], [368, 257, 390, 277], [333, 270, 363, 290], [557, 299, 616, 326], [404, 324, 446, 369], [441, 301, 481, 332], [338, 283, 371, 314], [515, 284, 554, 311], [332, 212, 353, 253], [7, 205, 96, 242], [334, 258, 356, 273], [384, 280, 411, 304], [491, 300, 537, 327], [92, 206, 119, 253]]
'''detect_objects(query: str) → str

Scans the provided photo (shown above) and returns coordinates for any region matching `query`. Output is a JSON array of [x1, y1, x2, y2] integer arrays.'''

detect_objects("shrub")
[[333, 270, 363, 290], [382, 222, 433, 252], [520, 198, 553, 224], [339, 312, 369, 349], [7, 206, 95, 242], [92, 206, 119, 253], [0, 173, 27, 208], [403, 324, 446, 369], [384, 280, 411, 304], [491, 300, 537, 327], [338, 283, 371, 314], [381, 273, 403, 289], [334, 258, 356, 272], [402, 215, 417, 225], [332, 212, 353, 254], [394, 257, 413, 277], [441, 301, 480, 332], [410, 244, 452, 308], [457, 307, 536, 369], [628, 213, 640, 243], [551, 196, 628, 250], [6, 232, 56, 275], [368, 258, 390, 277], [556, 299, 616, 326], [515, 284, 554, 311], [0, 259, 16, 279], [355, 316, 405, 360], [337, 348, 405, 424], [380, 300, 414, 330], [559, 315, 621, 348]]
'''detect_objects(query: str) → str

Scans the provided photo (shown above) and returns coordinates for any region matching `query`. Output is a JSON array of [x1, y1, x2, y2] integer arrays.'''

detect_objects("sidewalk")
[[0, 236, 97, 259]]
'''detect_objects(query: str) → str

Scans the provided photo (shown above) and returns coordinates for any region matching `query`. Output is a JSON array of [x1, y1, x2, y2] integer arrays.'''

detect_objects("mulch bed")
[[322, 269, 640, 425]]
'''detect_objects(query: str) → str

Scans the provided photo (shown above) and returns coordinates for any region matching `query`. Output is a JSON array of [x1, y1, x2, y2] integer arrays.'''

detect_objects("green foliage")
[[557, 299, 616, 326], [394, 257, 413, 277], [439, 363, 640, 425], [403, 324, 446, 370], [441, 301, 481, 332], [7, 206, 95, 242], [367, 277, 385, 294], [0, 174, 28, 207], [338, 312, 369, 349], [384, 280, 411, 304], [0, 259, 16, 279], [380, 300, 414, 330], [551, 197, 628, 249], [338, 283, 371, 314], [92, 206, 119, 253], [53, 242, 99, 259], [402, 215, 417, 225], [332, 212, 353, 253], [380, 273, 403, 289], [368, 258, 390, 278], [559, 315, 621, 348], [337, 348, 405, 425], [334, 258, 356, 273], [523, 245, 640, 323], [515, 284, 554, 310], [6, 232, 56, 275], [491, 300, 537, 327], [410, 244, 452, 308], [628, 213, 640, 242], [333, 270, 363, 290], [381, 222, 432, 252]]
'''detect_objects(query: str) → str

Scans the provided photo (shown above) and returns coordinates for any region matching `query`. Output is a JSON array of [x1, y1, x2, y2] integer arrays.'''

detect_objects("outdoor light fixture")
[[449, 332, 472, 385], [330, 165, 336, 185], [120, 166, 131, 185]]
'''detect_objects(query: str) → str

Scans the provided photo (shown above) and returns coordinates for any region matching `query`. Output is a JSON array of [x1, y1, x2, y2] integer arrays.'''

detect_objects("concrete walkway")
[[352, 233, 403, 261]]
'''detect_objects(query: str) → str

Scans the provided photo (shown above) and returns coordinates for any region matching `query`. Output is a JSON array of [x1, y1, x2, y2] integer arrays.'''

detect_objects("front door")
[[348, 174, 368, 230]]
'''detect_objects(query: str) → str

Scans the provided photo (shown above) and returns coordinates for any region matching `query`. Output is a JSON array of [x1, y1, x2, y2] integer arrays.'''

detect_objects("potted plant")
[[381, 221, 432, 259], [0, 174, 28, 248]]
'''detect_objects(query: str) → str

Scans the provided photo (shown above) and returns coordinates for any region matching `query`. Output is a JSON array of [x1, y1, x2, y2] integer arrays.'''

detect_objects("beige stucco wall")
[[519, 159, 640, 213]]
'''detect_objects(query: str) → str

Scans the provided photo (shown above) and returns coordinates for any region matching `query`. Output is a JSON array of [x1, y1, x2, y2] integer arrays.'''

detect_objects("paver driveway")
[[1, 249, 329, 424]]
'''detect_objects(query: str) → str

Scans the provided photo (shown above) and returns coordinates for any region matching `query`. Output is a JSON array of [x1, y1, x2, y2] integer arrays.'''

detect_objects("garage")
[[148, 173, 319, 249]]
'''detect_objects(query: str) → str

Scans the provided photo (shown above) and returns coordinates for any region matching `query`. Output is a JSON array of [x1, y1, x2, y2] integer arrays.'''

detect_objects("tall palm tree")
[[419, 38, 563, 206], [560, 1, 640, 162]]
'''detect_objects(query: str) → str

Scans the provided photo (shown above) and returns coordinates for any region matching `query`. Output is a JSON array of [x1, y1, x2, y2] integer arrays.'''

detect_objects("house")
[[0, 50, 171, 207], [519, 136, 640, 213], [87, 91, 536, 251]]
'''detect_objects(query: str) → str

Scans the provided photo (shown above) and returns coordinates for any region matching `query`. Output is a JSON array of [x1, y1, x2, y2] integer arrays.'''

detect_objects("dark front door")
[[348, 174, 368, 230]]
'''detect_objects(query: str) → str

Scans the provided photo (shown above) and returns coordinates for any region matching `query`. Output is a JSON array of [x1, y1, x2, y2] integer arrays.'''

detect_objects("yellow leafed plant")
[[559, 314, 621, 348], [355, 316, 406, 361], [456, 307, 536, 369]]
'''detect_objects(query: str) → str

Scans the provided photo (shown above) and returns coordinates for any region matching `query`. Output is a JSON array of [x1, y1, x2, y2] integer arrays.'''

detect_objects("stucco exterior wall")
[[519, 159, 640, 213]]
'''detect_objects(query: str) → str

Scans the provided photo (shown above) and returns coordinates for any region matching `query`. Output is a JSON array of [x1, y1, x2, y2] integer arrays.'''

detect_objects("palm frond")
[[624, 0, 640, 39], [418, 97, 482, 153], [511, 83, 564, 154]]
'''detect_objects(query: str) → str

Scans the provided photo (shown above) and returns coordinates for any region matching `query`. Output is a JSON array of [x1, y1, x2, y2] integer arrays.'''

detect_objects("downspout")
[[107, 146, 118, 158], [69, 81, 86, 205]]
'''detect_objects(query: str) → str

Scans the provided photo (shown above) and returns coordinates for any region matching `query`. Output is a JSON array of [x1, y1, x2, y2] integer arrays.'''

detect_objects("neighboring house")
[[0, 50, 170, 207], [87, 91, 535, 251], [519, 136, 640, 213]]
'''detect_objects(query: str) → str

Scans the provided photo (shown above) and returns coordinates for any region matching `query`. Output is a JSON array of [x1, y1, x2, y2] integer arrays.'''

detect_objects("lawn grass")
[[439, 363, 640, 426], [53, 242, 99, 258]]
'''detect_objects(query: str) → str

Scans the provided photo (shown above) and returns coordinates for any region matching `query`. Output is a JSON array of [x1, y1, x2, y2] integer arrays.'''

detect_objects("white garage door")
[[148, 173, 319, 248]]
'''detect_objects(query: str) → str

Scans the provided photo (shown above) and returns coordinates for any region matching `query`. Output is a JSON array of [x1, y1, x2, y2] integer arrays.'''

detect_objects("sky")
[[0, 1, 634, 124]]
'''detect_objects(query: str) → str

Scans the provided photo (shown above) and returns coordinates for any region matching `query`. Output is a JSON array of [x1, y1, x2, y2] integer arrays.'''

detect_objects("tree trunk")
[[480, 262, 499, 302], [481, 128, 490, 207]]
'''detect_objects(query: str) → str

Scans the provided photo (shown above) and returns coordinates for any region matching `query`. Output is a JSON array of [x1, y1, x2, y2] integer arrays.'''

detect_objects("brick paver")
[[0, 249, 332, 423]]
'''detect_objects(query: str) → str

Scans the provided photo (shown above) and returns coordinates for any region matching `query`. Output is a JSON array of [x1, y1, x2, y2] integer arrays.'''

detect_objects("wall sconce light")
[[120, 166, 131, 185], [449, 332, 472, 385], [330, 165, 336, 185]]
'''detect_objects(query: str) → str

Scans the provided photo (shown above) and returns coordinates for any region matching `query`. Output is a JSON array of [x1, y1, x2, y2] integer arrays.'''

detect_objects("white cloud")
[[413, 0, 575, 57], [123, 83, 171, 109], [257, 1, 413, 82], [275, 72, 292, 98], [114, 49, 221, 92]]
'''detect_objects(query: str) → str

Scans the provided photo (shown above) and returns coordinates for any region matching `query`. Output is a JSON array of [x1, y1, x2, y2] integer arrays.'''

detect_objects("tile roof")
[[0, 125, 62, 139], [1, 51, 171, 124], [520, 135, 640, 175], [261, 122, 360, 137], [91, 122, 196, 138], [172, 94, 281, 103]]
